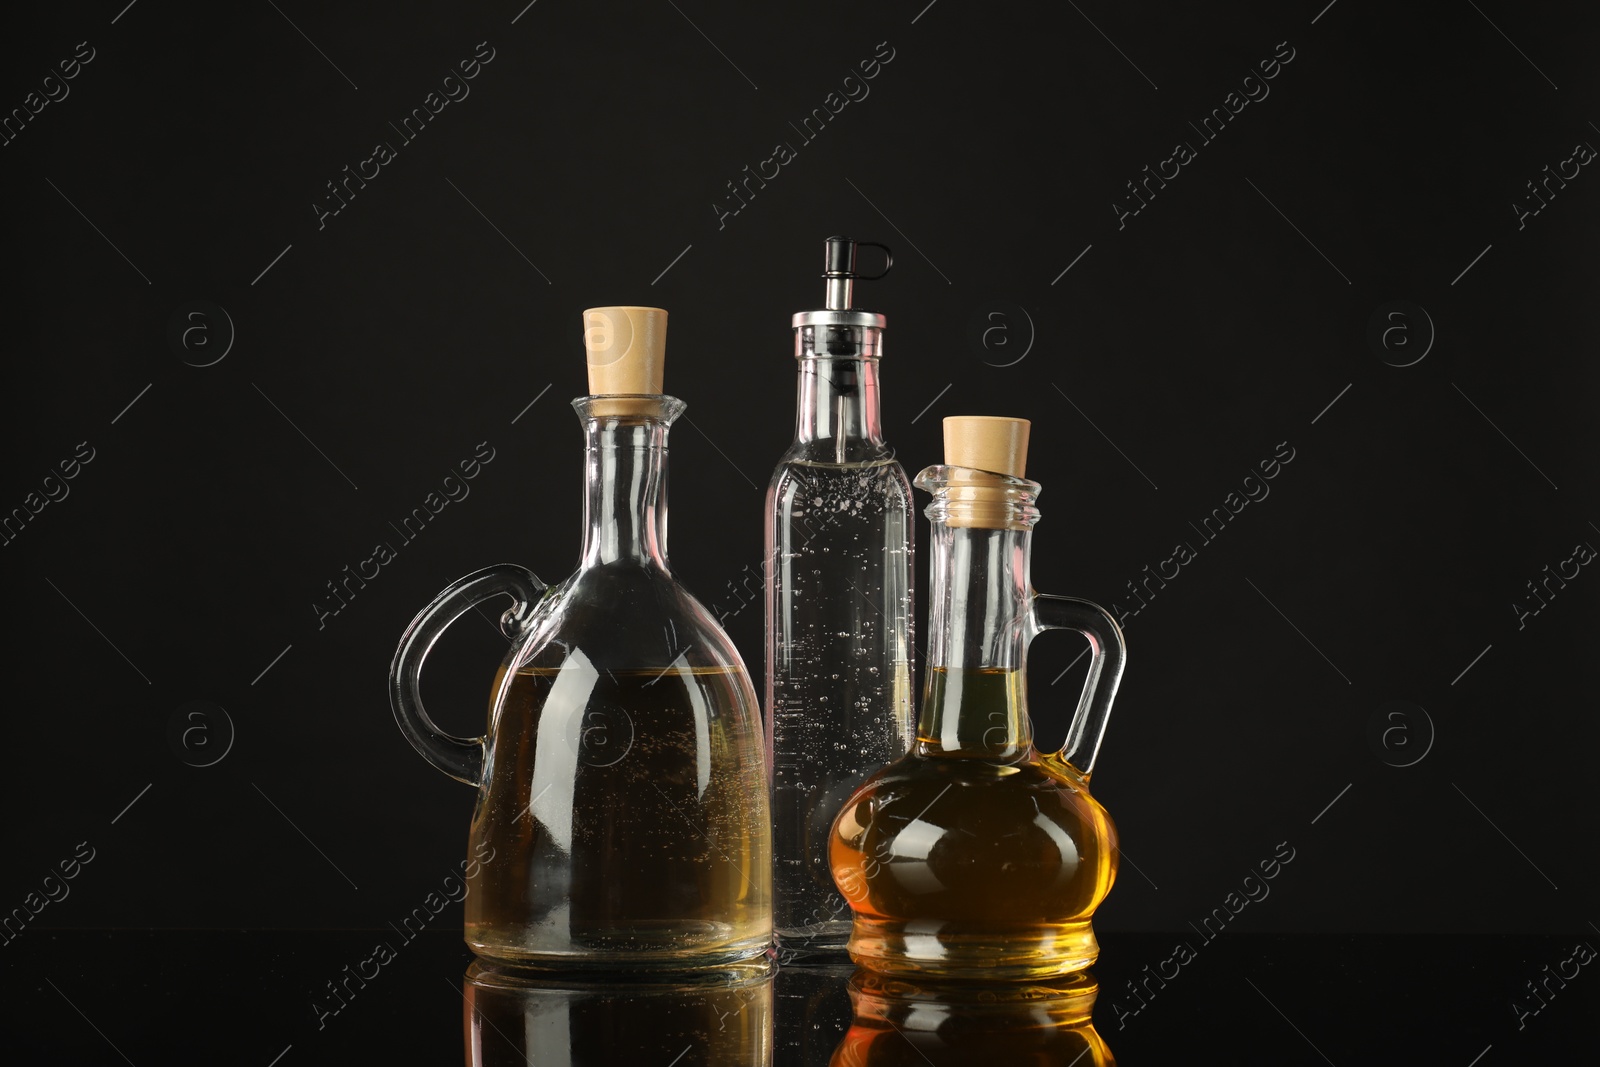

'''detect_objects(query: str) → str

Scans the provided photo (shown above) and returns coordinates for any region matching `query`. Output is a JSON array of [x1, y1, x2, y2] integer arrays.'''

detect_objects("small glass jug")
[[829, 416, 1127, 980], [390, 307, 771, 972]]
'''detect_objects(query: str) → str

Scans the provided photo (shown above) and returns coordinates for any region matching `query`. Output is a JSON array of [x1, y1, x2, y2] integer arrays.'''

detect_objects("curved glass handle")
[[388, 564, 545, 787], [1030, 593, 1126, 782]]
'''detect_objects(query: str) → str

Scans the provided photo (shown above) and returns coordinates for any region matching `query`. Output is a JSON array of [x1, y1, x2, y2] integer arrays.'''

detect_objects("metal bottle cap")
[[792, 236, 892, 330]]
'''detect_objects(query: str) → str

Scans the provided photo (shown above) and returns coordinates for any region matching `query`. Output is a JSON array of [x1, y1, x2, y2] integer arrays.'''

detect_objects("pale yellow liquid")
[[466, 664, 771, 970]]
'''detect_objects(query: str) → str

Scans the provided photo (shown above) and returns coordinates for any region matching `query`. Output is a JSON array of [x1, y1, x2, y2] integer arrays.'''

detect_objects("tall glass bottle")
[[829, 417, 1128, 980], [766, 237, 914, 957], [391, 306, 771, 973]]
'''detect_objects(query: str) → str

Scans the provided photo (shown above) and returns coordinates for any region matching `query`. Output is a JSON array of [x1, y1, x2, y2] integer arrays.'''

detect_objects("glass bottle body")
[[829, 469, 1125, 980], [767, 340, 914, 956], [393, 397, 772, 973], [465, 627, 770, 968], [828, 709, 1117, 978]]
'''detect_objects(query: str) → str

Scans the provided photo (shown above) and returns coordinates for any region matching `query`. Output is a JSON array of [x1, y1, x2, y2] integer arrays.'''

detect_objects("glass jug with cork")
[[389, 306, 772, 974], [828, 416, 1127, 980]]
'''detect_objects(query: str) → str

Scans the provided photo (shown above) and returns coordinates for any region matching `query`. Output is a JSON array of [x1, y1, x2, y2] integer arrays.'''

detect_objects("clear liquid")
[[767, 457, 913, 954], [466, 664, 771, 970]]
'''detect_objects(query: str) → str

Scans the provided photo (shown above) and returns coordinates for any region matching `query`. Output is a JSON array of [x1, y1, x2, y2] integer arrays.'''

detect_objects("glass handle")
[[388, 564, 545, 787], [1030, 593, 1127, 781]]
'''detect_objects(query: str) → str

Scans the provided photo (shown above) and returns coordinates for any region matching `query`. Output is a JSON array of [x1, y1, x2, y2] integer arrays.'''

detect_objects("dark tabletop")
[[3, 931, 1593, 1063]]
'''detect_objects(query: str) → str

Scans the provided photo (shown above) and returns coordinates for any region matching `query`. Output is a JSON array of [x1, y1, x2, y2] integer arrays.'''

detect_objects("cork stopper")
[[944, 416, 1030, 478], [582, 306, 667, 416], [941, 416, 1033, 529]]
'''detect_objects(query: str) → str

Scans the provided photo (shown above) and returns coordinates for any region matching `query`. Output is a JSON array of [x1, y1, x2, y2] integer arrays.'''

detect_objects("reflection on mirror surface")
[[829, 968, 1114, 1066], [464, 959, 774, 1067]]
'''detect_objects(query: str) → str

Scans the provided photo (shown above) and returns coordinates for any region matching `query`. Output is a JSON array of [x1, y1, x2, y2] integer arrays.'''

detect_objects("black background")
[[4, 0, 1596, 992]]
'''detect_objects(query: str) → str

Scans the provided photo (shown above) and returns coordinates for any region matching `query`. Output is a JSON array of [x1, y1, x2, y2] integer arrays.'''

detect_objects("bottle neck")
[[578, 415, 672, 568], [790, 322, 887, 460], [917, 521, 1035, 759], [794, 356, 885, 449]]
